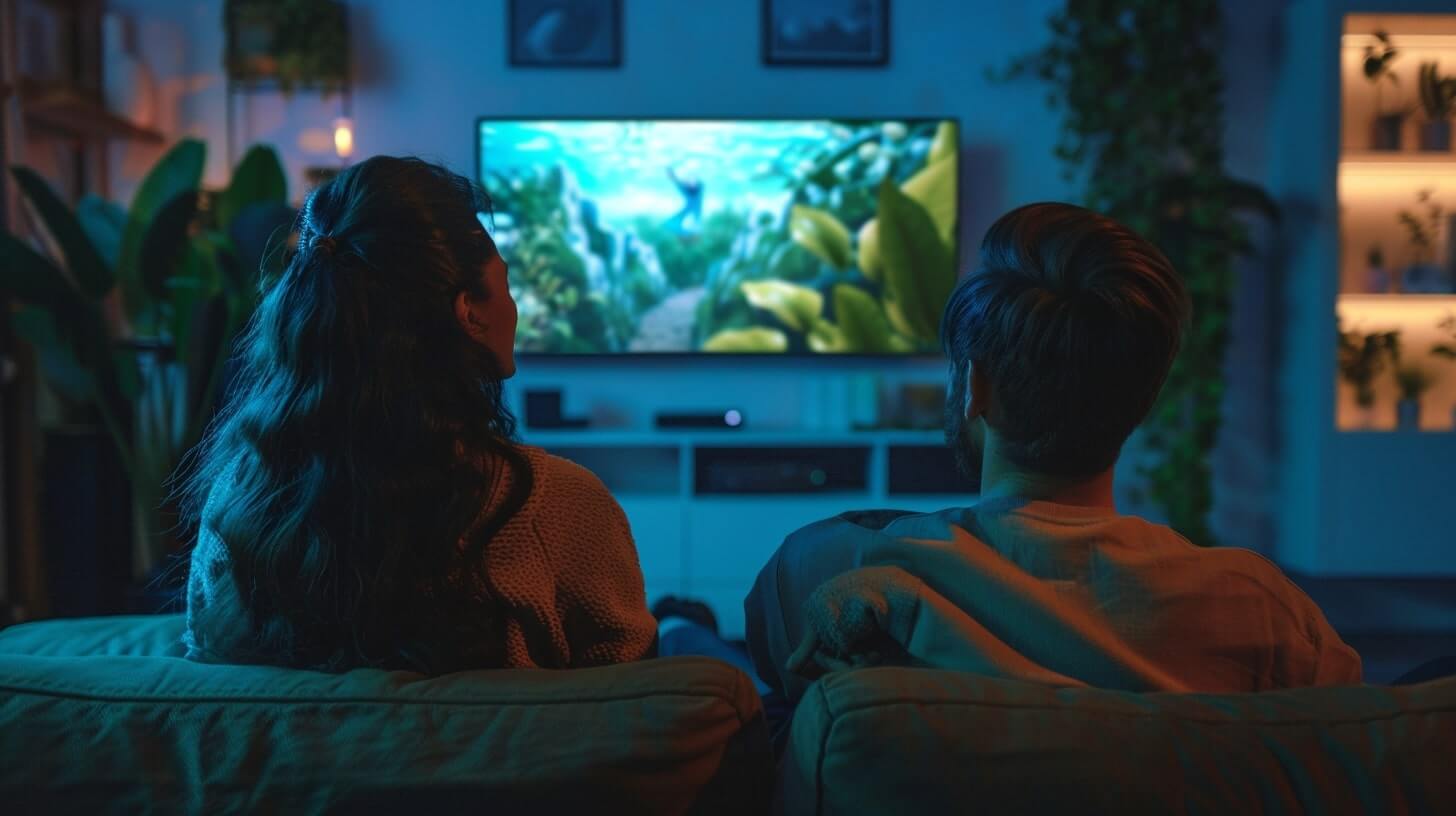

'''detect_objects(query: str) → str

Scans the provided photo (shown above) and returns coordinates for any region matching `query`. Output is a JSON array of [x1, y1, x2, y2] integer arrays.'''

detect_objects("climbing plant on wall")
[[1000, 0, 1279, 546]]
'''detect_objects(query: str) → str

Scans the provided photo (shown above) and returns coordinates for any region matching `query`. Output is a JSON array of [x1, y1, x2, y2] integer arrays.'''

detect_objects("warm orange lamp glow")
[[333, 117, 355, 159]]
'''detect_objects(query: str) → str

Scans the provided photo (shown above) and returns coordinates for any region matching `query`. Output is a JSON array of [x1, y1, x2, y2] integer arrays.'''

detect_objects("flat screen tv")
[[476, 118, 959, 355]]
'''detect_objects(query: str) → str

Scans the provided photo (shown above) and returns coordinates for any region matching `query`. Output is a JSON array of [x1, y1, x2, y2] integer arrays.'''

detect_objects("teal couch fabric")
[[0, 615, 772, 815], [779, 666, 1456, 814]]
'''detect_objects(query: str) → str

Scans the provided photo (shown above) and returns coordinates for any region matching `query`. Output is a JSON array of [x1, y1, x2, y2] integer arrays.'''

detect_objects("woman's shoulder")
[[514, 444, 617, 505]]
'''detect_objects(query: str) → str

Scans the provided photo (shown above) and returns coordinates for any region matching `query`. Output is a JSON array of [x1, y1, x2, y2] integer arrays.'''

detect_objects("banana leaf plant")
[[0, 140, 294, 576], [705, 120, 959, 354]]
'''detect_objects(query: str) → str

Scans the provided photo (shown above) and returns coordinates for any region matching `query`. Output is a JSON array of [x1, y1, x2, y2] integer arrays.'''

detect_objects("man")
[[744, 203, 1362, 713]]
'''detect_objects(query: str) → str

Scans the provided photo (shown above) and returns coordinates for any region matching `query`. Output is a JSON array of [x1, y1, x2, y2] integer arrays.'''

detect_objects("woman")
[[180, 156, 657, 674]]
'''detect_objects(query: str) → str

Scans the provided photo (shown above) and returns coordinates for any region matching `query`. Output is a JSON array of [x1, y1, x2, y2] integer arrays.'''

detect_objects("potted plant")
[[1397, 189, 1445, 292], [224, 0, 349, 93], [0, 141, 294, 610], [1365, 245, 1391, 293], [1417, 62, 1456, 151], [1364, 31, 1407, 151], [1434, 313, 1456, 429], [1337, 322, 1400, 428], [1393, 364, 1436, 430]]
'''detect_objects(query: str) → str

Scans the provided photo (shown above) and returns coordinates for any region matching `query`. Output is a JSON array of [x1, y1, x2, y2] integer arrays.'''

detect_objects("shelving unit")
[[521, 428, 978, 637], [1272, 9, 1456, 578]]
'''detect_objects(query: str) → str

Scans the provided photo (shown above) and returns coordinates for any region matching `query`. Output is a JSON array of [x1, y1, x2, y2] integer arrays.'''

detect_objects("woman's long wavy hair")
[[179, 156, 532, 674]]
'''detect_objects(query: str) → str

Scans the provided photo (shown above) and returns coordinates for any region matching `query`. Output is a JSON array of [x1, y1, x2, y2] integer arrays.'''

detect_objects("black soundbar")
[[654, 410, 745, 430]]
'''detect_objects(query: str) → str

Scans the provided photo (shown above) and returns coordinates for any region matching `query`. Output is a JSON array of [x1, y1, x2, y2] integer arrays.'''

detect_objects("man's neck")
[[977, 437, 1117, 510]]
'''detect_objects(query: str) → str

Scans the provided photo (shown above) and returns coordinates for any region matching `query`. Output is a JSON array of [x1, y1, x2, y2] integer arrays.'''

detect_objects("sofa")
[[0, 615, 772, 814], [777, 665, 1456, 814]]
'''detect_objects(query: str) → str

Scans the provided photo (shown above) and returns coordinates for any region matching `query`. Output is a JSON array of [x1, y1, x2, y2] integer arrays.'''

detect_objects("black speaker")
[[524, 389, 589, 429], [654, 410, 745, 430]]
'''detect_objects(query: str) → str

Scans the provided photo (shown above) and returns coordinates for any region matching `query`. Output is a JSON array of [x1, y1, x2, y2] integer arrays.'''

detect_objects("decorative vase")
[[1365, 262, 1390, 293], [1403, 263, 1443, 294], [1397, 398, 1422, 431], [1419, 120, 1452, 152], [1372, 114, 1405, 151], [101, 12, 157, 128]]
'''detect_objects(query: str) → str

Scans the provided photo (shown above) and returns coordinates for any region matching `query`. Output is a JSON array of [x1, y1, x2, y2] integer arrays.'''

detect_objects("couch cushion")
[[780, 667, 1456, 815], [0, 616, 771, 815], [0, 614, 186, 658]]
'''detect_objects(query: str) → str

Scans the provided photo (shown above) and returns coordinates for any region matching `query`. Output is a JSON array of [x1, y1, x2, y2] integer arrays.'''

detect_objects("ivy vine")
[[999, 0, 1279, 546]]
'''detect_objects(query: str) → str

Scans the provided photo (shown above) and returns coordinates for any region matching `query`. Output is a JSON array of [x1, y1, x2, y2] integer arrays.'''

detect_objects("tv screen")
[[477, 118, 959, 354]]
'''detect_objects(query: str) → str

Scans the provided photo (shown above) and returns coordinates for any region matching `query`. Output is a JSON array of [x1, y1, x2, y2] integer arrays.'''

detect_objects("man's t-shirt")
[[744, 499, 1362, 706]]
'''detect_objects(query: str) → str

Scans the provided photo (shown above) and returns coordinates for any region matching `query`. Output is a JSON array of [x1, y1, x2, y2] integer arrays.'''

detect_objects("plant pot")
[[1372, 114, 1405, 151], [1403, 263, 1444, 294], [1397, 398, 1422, 430], [41, 427, 134, 617], [1366, 264, 1391, 293], [1419, 120, 1453, 152]]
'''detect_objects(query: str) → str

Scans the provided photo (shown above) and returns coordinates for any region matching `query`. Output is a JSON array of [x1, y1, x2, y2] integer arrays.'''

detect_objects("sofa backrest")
[[780, 666, 1456, 815], [0, 616, 771, 815]]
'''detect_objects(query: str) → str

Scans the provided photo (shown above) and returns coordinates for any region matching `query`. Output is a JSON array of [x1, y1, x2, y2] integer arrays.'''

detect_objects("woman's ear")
[[967, 362, 993, 421], [453, 290, 489, 345]]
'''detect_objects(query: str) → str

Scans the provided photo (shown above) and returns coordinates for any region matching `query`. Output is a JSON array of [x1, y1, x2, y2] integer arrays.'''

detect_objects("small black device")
[[524, 389, 589, 429], [654, 409, 746, 430]]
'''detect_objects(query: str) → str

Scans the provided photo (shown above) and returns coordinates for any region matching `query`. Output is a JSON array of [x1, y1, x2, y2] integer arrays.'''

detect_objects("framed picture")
[[762, 0, 889, 67], [508, 0, 622, 68]]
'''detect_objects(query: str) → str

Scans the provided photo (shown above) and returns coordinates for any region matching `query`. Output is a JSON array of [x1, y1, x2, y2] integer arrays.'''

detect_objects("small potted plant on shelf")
[[1418, 62, 1456, 151], [1434, 313, 1456, 429], [1397, 189, 1446, 292], [1393, 364, 1436, 430], [1337, 322, 1400, 428], [1365, 245, 1391, 293], [1364, 31, 1407, 151]]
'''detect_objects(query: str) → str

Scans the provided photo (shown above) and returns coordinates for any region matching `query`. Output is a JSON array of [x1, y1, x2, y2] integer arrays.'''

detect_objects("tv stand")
[[521, 428, 977, 637]]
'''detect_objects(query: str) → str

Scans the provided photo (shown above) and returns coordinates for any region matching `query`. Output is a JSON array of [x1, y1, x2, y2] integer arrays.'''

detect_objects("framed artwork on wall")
[[762, 0, 889, 67], [508, 0, 622, 68]]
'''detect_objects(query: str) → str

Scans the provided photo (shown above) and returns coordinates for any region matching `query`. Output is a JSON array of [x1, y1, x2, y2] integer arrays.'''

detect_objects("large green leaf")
[[118, 140, 206, 317], [12, 307, 96, 402], [928, 120, 959, 165], [702, 327, 788, 353], [216, 145, 288, 229], [789, 205, 854, 270], [741, 280, 824, 333], [857, 219, 882, 282], [833, 284, 895, 353], [902, 144, 959, 245], [877, 179, 955, 344], [77, 194, 127, 269], [10, 167, 113, 297], [0, 232, 80, 311], [808, 318, 846, 352], [139, 191, 200, 301]]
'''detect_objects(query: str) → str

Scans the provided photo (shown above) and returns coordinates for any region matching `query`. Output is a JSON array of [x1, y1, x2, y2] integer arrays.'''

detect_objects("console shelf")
[[522, 428, 977, 636]]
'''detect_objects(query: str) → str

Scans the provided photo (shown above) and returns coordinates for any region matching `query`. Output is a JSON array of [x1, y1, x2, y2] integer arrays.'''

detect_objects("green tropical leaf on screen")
[[789, 205, 853, 270], [857, 219, 882, 282], [928, 120, 959, 165], [877, 178, 955, 344], [702, 327, 789, 353], [833, 284, 895, 353], [118, 139, 206, 319], [741, 280, 824, 333], [216, 145, 288, 229], [902, 141, 958, 245], [808, 318, 846, 352], [10, 167, 113, 297]]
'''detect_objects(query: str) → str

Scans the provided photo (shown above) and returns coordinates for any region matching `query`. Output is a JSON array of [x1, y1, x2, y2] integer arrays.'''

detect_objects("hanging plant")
[[224, 0, 350, 94], [997, 0, 1280, 546]]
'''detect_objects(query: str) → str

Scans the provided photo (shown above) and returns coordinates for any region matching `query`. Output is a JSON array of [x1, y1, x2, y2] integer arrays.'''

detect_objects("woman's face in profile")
[[457, 232, 519, 378]]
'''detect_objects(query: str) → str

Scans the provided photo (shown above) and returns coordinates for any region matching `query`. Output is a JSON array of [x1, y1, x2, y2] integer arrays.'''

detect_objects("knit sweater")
[[184, 445, 658, 670]]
